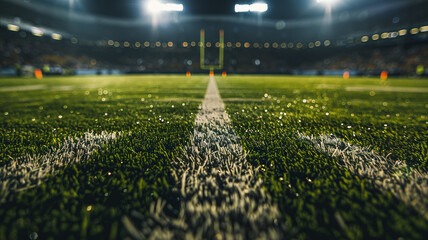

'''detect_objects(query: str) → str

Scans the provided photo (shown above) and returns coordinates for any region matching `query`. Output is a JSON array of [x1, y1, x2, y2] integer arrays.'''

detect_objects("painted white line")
[[0, 131, 119, 203], [297, 132, 428, 219], [345, 86, 428, 93], [124, 77, 283, 239], [0, 84, 107, 92], [0, 85, 47, 92], [316, 84, 428, 93]]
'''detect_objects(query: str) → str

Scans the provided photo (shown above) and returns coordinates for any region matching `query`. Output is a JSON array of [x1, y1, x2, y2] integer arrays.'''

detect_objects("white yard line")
[[0, 131, 119, 203], [345, 86, 428, 93], [0, 85, 47, 92], [0, 84, 107, 92], [297, 132, 428, 219], [316, 84, 428, 93], [124, 77, 283, 239]]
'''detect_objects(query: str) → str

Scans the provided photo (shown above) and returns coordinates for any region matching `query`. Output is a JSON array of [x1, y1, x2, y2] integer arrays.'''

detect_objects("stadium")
[[0, 0, 427, 239]]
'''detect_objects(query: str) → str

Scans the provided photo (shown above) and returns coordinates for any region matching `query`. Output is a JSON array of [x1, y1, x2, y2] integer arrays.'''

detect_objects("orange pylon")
[[34, 69, 43, 79], [380, 71, 388, 80], [343, 71, 350, 80]]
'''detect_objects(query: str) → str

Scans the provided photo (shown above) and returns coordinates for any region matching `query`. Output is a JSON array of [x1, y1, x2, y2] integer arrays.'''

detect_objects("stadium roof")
[[1, 0, 427, 43]]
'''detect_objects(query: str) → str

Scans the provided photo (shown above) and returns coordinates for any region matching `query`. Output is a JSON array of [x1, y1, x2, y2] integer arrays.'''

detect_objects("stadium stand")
[[1, 27, 427, 76]]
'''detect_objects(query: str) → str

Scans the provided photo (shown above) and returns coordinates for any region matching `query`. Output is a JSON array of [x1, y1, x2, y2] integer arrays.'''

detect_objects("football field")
[[1, 75, 427, 239]]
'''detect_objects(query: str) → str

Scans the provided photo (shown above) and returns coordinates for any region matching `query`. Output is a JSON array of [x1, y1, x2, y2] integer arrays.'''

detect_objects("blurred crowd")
[[1, 30, 427, 76], [312, 45, 428, 75]]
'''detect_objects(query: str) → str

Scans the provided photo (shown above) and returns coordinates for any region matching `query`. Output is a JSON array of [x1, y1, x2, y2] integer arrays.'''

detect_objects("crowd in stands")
[[1, 29, 427, 76], [312, 45, 428, 75]]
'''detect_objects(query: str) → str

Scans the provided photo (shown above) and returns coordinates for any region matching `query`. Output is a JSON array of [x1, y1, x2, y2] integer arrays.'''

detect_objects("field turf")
[[217, 75, 428, 239], [0, 75, 207, 239], [1, 75, 427, 239]]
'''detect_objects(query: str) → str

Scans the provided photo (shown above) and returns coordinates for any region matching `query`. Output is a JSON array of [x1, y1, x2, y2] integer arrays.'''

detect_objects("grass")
[[216, 75, 428, 239], [0, 75, 207, 239], [0, 74, 427, 239]]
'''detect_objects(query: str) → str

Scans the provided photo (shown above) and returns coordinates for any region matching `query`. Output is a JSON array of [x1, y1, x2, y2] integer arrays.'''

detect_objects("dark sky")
[[29, 0, 420, 20]]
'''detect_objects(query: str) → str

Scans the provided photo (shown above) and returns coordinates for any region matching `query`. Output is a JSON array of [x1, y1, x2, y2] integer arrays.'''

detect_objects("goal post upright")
[[219, 29, 224, 70]]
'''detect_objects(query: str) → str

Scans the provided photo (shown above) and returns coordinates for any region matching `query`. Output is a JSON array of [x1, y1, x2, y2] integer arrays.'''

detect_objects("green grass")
[[0, 74, 427, 239], [217, 75, 428, 239], [0, 75, 207, 239]]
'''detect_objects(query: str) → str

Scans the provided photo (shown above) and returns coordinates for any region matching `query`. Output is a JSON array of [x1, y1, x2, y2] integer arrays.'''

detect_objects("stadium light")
[[235, 4, 250, 12], [51, 33, 62, 40], [146, 0, 183, 14], [7, 24, 20, 32], [31, 27, 43, 37], [250, 3, 268, 12], [235, 3, 268, 13], [316, 0, 337, 4]]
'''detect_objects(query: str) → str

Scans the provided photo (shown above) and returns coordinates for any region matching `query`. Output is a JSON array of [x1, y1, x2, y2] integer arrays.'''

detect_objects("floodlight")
[[249, 3, 268, 12], [51, 33, 62, 40], [316, 0, 337, 4], [7, 24, 20, 32], [163, 3, 183, 11], [31, 27, 43, 37], [146, 0, 183, 14], [235, 4, 250, 12], [398, 29, 407, 36], [235, 3, 268, 13]]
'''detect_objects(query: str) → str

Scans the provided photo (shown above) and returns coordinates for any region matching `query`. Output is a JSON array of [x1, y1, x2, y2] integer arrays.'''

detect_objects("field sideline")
[[1, 75, 427, 239]]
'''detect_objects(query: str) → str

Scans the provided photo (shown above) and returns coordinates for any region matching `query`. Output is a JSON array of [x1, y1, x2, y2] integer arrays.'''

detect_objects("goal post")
[[200, 29, 224, 72]]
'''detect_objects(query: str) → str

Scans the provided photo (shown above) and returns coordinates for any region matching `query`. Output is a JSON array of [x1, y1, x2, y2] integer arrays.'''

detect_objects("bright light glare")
[[7, 24, 20, 32], [317, 0, 337, 4], [235, 3, 268, 13], [31, 27, 43, 37], [164, 3, 183, 11], [51, 33, 62, 40], [146, 1, 183, 13], [235, 4, 250, 12], [250, 3, 268, 12]]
